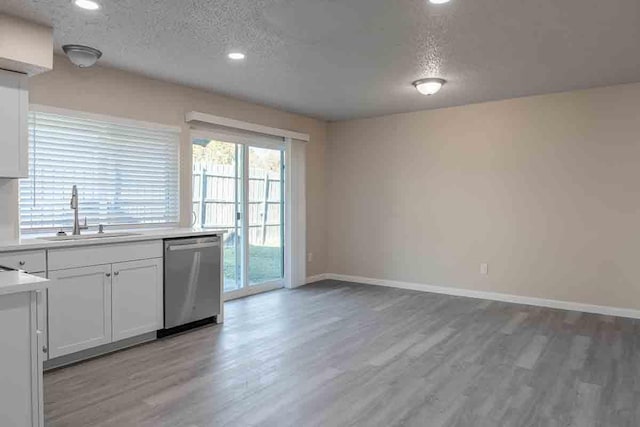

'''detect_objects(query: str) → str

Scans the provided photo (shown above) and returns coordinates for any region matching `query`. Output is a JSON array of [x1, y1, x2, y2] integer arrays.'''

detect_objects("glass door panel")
[[193, 135, 285, 296], [192, 139, 243, 292], [247, 146, 284, 285]]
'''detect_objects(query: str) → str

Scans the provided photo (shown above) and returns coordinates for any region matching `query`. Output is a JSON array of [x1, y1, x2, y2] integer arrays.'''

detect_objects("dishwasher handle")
[[166, 241, 220, 251]]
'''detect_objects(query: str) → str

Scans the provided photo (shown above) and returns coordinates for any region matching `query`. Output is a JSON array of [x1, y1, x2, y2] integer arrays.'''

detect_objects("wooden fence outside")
[[193, 163, 282, 246]]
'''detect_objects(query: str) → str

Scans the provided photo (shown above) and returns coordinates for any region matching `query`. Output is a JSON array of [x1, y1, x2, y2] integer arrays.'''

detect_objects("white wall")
[[328, 83, 640, 311]]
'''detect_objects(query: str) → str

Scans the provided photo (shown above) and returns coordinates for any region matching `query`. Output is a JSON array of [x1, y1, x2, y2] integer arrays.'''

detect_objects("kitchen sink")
[[40, 232, 142, 241]]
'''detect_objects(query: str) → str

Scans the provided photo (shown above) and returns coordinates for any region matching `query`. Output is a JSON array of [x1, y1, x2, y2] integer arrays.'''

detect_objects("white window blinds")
[[20, 110, 180, 232]]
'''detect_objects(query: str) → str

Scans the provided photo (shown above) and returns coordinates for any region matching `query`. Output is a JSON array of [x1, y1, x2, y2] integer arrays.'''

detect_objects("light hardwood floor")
[[45, 280, 640, 426]]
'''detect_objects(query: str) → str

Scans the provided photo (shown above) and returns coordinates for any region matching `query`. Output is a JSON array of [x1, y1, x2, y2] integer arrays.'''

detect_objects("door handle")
[[106, 272, 111, 277], [114, 271, 119, 276]]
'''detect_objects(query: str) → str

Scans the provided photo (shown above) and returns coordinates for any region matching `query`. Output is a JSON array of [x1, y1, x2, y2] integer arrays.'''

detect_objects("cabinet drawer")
[[48, 240, 163, 271], [0, 250, 46, 273]]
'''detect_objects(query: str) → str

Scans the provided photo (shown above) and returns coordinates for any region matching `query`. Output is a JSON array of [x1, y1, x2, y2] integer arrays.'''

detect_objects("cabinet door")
[[0, 69, 28, 178], [33, 285, 47, 427], [112, 258, 163, 341], [48, 265, 112, 358], [32, 274, 48, 362]]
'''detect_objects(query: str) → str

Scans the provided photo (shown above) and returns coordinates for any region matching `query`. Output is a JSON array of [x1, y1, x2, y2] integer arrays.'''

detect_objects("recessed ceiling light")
[[74, 0, 101, 10], [412, 78, 446, 95], [228, 52, 246, 60], [429, 0, 451, 4]]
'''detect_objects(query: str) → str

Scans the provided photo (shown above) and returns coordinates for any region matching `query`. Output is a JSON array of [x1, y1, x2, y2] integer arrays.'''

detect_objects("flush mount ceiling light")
[[429, 0, 451, 4], [412, 78, 446, 95], [74, 0, 101, 10], [228, 52, 246, 60], [62, 45, 103, 68]]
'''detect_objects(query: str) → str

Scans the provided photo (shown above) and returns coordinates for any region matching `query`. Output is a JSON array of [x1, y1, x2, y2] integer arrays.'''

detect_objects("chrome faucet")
[[70, 185, 88, 235]]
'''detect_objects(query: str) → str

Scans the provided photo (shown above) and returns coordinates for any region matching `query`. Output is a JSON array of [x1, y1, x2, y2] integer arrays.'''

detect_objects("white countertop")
[[0, 227, 226, 253], [0, 270, 48, 296]]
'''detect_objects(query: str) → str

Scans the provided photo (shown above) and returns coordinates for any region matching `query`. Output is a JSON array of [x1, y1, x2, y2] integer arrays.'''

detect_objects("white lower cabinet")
[[112, 258, 163, 341], [46, 242, 164, 360], [48, 265, 113, 358], [0, 291, 43, 427], [32, 277, 48, 363]]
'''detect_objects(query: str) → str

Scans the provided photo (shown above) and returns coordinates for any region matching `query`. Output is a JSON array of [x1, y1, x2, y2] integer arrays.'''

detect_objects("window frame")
[[20, 105, 182, 234]]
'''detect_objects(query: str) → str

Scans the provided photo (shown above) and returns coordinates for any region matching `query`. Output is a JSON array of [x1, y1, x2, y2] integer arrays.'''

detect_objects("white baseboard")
[[320, 273, 640, 320], [305, 273, 330, 284]]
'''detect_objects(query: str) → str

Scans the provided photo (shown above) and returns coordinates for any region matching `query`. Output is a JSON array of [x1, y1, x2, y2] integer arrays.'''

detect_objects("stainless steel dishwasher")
[[161, 235, 222, 335]]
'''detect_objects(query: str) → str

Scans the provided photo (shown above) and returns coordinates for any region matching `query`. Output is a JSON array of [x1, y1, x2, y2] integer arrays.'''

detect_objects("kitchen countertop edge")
[[0, 271, 49, 296], [0, 228, 227, 253]]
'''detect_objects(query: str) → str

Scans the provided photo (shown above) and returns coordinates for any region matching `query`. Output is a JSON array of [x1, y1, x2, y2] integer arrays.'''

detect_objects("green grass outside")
[[223, 244, 283, 288]]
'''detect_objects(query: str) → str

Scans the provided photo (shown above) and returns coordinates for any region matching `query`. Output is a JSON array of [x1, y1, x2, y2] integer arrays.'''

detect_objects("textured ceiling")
[[2, 0, 640, 120]]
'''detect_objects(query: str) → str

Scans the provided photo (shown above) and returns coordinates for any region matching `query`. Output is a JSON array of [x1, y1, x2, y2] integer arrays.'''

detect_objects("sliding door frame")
[[190, 129, 289, 301]]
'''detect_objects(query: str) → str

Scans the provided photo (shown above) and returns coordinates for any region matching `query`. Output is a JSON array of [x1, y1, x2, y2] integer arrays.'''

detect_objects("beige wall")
[[9, 52, 640, 309], [0, 14, 53, 75], [327, 83, 640, 310], [17, 55, 328, 275]]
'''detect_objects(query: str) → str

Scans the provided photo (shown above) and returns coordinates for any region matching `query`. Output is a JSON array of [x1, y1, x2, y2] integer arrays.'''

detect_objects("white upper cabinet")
[[0, 69, 28, 178]]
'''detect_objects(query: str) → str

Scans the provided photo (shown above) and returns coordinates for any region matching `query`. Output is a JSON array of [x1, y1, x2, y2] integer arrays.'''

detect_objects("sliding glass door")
[[192, 139, 243, 292], [192, 134, 285, 297], [247, 146, 284, 286]]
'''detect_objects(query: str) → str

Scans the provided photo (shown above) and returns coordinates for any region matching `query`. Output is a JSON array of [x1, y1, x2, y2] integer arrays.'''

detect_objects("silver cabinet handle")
[[167, 241, 219, 251], [114, 271, 119, 276], [42, 345, 48, 354], [19, 260, 25, 266], [106, 273, 111, 277]]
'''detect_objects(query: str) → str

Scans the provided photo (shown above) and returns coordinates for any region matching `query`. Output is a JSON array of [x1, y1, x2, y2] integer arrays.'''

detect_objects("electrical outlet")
[[307, 252, 313, 263], [480, 263, 489, 275]]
